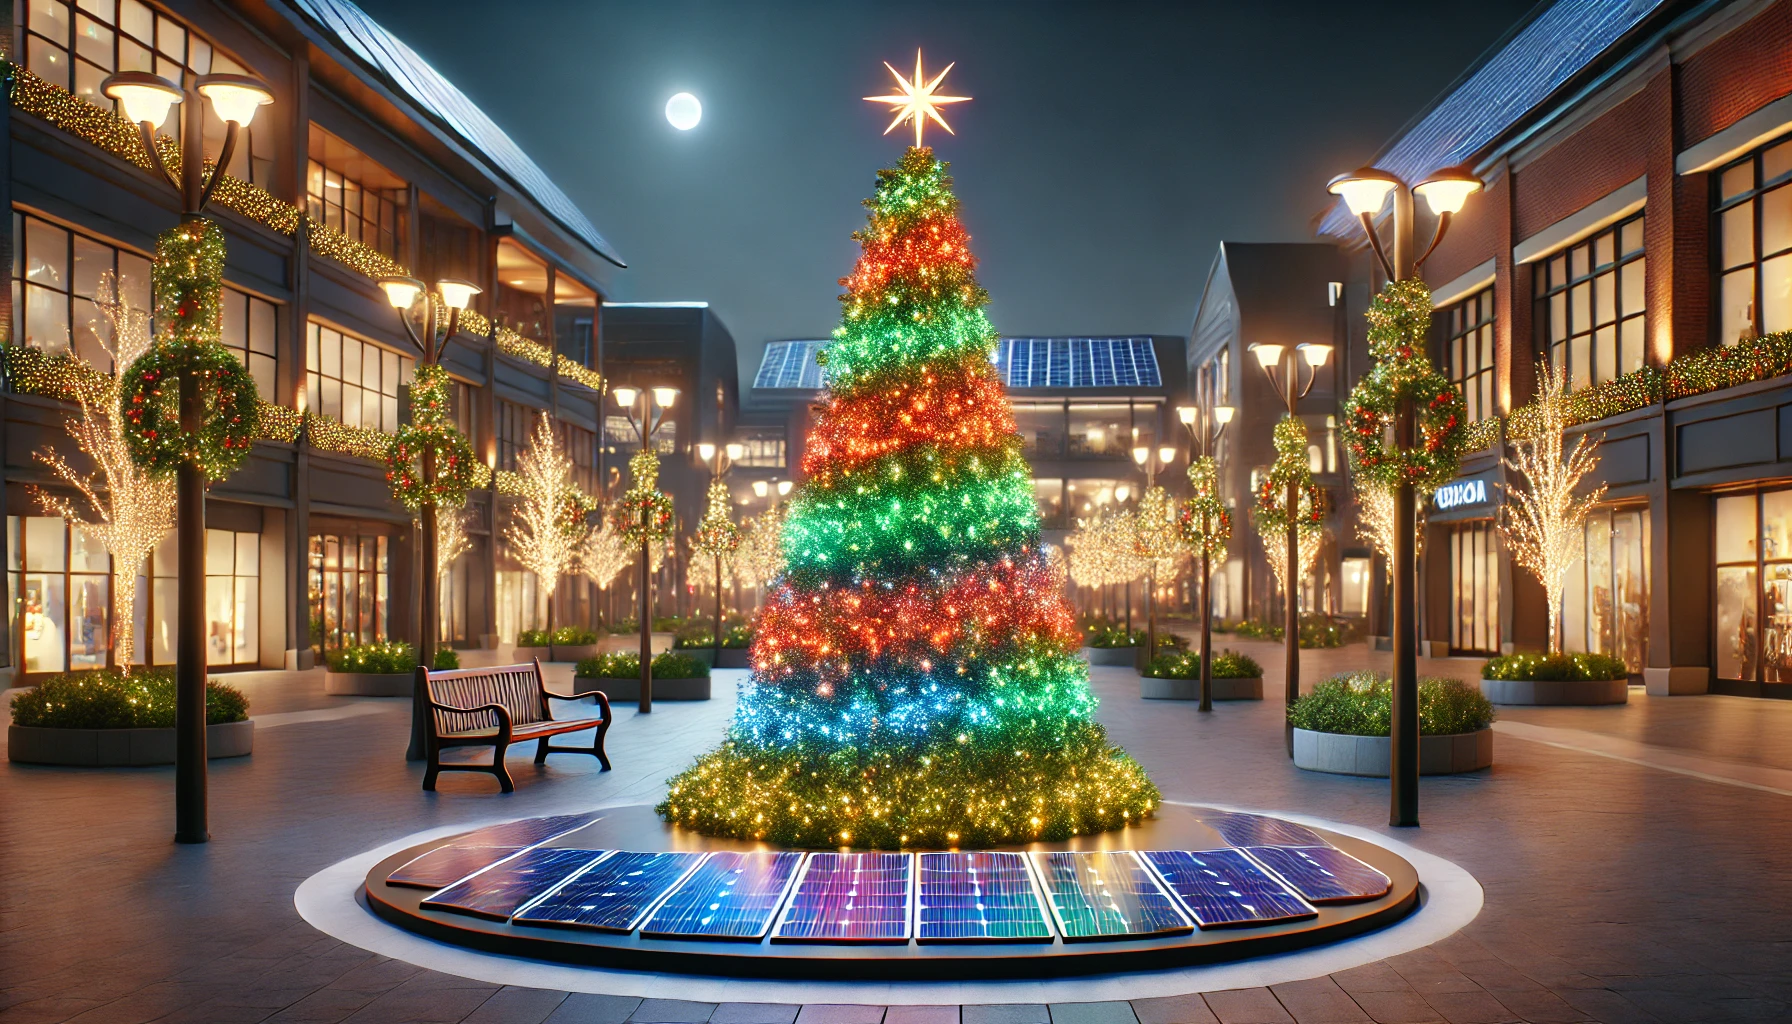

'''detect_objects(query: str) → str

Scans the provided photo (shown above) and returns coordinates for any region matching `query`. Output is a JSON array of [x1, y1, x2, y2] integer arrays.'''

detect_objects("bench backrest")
[[426, 662, 547, 735]]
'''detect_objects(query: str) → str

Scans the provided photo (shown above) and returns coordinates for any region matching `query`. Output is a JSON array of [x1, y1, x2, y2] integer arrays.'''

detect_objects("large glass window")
[[1032, 478, 1064, 529], [1714, 488, 1792, 685], [736, 434, 785, 468], [554, 275, 597, 367], [448, 377, 478, 441], [1715, 136, 1792, 345], [494, 238, 549, 342], [307, 125, 404, 258], [1536, 214, 1646, 387], [1067, 403, 1131, 459], [1014, 402, 1066, 458], [8, 515, 108, 674], [1560, 507, 1648, 673], [306, 321, 413, 434], [557, 420, 598, 494], [27, 0, 270, 184], [1437, 288, 1496, 423], [498, 399, 532, 472], [308, 531, 390, 652], [146, 528, 258, 668], [1449, 521, 1500, 654], [221, 288, 278, 404]]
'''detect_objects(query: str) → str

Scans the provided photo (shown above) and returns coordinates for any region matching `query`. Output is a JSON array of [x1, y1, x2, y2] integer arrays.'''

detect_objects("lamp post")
[[613, 384, 678, 712], [1327, 163, 1481, 825], [1248, 340, 1332, 753], [697, 441, 743, 664], [103, 69, 272, 845], [1130, 443, 1179, 663], [1176, 403, 1234, 712]]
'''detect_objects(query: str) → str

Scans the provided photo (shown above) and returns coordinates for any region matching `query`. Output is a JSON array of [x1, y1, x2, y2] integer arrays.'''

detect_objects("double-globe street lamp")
[[1247, 340, 1331, 754], [696, 441, 744, 665], [612, 385, 679, 712], [1326, 163, 1481, 826], [1129, 443, 1179, 664], [1175, 402, 1234, 712], [103, 69, 273, 844]]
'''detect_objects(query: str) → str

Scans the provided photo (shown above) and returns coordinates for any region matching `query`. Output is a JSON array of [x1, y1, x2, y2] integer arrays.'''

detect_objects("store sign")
[[1434, 478, 1489, 511]]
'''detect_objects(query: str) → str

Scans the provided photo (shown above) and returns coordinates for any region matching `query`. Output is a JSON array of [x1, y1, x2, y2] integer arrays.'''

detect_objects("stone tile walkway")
[[4, 638, 1790, 1023]]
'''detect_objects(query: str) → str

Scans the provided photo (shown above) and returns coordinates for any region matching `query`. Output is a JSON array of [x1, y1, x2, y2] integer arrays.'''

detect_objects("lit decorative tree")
[[34, 272, 175, 671], [1351, 475, 1426, 583], [659, 146, 1157, 848], [1255, 417, 1325, 617], [503, 412, 589, 636], [1131, 485, 1186, 656], [1501, 362, 1606, 652], [434, 505, 473, 582], [729, 504, 786, 608], [579, 511, 633, 592], [692, 478, 742, 645], [1066, 506, 1141, 620]]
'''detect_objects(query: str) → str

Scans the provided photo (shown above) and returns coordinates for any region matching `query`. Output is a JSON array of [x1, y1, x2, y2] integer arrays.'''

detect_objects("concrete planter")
[[1141, 675, 1263, 701], [550, 644, 600, 663], [597, 634, 676, 656], [573, 675, 711, 701], [717, 649, 751, 669], [513, 645, 552, 662], [677, 647, 717, 667], [324, 671, 412, 697], [1082, 646, 1139, 666], [9, 720, 254, 766], [1480, 676, 1628, 705], [1292, 727, 1492, 777]]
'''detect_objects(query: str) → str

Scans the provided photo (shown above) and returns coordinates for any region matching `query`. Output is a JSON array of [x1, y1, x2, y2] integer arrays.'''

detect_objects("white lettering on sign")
[[1434, 479, 1488, 510]]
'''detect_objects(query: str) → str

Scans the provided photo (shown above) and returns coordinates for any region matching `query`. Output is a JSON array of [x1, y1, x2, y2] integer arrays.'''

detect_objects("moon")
[[665, 92, 702, 131]]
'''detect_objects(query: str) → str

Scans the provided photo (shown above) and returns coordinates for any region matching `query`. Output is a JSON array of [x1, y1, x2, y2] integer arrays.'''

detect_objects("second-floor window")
[[307, 125, 404, 258], [737, 435, 786, 468], [448, 378, 477, 442], [1438, 287, 1495, 423], [1536, 214, 1645, 388], [1716, 135, 1792, 345], [557, 421, 597, 493], [221, 289, 277, 404], [306, 322, 412, 434], [498, 399, 531, 472]]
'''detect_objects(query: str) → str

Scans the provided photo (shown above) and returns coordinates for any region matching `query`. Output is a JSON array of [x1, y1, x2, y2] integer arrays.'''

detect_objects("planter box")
[[324, 671, 412, 697], [1081, 646, 1138, 666], [573, 675, 711, 701], [513, 645, 551, 662], [717, 648, 751, 669], [597, 634, 676, 656], [677, 648, 717, 667], [1292, 727, 1492, 777], [550, 643, 600, 663], [9, 720, 254, 766], [1480, 677, 1628, 705], [677, 648, 752, 669], [1142, 675, 1263, 701]]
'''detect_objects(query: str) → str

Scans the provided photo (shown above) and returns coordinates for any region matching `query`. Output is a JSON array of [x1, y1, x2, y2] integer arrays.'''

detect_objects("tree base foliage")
[[657, 720, 1160, 849]]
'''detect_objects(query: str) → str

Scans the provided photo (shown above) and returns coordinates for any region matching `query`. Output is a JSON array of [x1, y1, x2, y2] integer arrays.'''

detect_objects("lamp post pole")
[[1326, 164, 1482, 825], [104, 70, 272, 845], [614, 386, 678, 713], [1248, 342, 1332, 754], [1177, 403, 1233, 712]]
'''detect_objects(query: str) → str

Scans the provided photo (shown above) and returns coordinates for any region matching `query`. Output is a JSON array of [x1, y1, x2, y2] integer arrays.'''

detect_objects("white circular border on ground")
[[294, 799, 1482, 1003]]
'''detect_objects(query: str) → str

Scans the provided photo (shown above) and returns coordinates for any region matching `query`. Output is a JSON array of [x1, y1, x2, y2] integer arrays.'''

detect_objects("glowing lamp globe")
[[1415, 165, 1483, 216], [436, 279, 481, 310], [665, 92, 702, 131], [102, 71, 181, 129], [378, 276, 423, 310], [1327, 167, 1400, 218], [195, 74, 272, 127]]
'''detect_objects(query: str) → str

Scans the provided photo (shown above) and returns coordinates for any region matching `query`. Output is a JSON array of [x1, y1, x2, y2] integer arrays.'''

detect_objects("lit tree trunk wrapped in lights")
[[1501, 363, 1606, 653], [1132, 485, 1186, 659], [659, 148, 1158, 848], [503, 412, 590, 639], [612, 449, 674, 710], [693, 479, 742, 659], [1254, 417, 1325, 625]]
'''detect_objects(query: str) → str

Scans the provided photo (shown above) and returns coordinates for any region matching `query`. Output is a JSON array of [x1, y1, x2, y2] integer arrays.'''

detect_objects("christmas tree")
[[659, 146, 1158, 848]]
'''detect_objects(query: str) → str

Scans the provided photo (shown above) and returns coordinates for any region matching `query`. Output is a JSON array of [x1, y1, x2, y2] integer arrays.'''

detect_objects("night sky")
[[354, 0, 1538, 365]]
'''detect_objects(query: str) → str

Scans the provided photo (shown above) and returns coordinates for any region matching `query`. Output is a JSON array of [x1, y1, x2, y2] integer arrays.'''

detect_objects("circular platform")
[[363, 804, 1419, 980]]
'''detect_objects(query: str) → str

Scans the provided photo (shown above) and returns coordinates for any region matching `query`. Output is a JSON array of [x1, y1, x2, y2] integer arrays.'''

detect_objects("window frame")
[[1534, 212, 1647, 387], [1714, 135, 1792, 346], [1435, 286, 1497, 424], [305, 320, 414, 436]]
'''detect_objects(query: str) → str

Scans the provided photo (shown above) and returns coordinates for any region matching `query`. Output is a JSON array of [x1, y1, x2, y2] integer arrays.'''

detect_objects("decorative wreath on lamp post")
[[693, 479, 742, 558], [1344, 279, 1468, 494], [1178, 455, 1232, 559], [1254, 416, 1326, 536], [612, 449, 675, 543], [385, 364, 484, 510]]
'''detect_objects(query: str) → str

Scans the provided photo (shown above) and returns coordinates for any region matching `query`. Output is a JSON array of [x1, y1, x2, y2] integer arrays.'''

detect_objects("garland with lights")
[[385, 363, 482, 510], [1345, 280, 1467, 492], [1254, 416, 1326, 537], [659, 147, 1157, 849], [120, 221, 258, 480], [1178, 455, 1232, 560], [692, 479, 742, 558], [610, 449, 675, 544]]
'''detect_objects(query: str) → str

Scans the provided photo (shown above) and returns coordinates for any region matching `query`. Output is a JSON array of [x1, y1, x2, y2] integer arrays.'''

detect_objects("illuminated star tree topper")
[[864, 49, 970, 148]]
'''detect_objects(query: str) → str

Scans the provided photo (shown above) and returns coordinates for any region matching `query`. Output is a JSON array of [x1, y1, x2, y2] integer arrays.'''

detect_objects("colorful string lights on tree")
[[1178, 456, 1231, 561], [1344, 280, 1467, 493], [659, 146, 1157, 849]]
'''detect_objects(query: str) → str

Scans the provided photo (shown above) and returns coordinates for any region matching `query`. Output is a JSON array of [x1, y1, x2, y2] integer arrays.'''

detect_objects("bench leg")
[[534, 737, 551, 764], [491, 737, 516, 793], [423, 736, 441, 791], [593, 717, 612, 772]]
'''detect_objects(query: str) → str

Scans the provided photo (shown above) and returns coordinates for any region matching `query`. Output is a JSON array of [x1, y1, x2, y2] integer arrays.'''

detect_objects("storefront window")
[[496, 569, 542, 643], [1340, 556, 1372, 617], [1535, 215, 1646, 388], [1067, 404, 1131, 459], [1560, 508, 1648, 673], [1450, 521, 1500, 654], [1715, 135, 1792, 345], [8, 515, 109, 674], [1437, 288, 1496, 423], [141, 528, 259, 668], [1014, 402, 1066, 458], [1032, 479, 1064, 528], [308, 532, 390, 651]]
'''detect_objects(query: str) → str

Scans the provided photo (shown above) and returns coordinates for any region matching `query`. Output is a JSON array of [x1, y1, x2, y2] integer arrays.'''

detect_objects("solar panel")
[[452, 813, 602, 848], [995, 338, 1161, 389], [1198, 811, 1330, 849], [421, 848, 609, 920], [512, 851, 705, 932], [771, 852, 913, 944], [1140, 850, 1316, 929], [386, 845, 522, 890], [914, 852, 1053, 944], [1247, 846, 1392, 904], [1031, 851, 1191, 942], [639, 851, 804, 941], [755, 341, 830, 389]]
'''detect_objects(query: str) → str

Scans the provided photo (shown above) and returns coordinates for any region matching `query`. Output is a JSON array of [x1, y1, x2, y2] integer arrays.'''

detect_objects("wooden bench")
[[416, 659, 611, 792]]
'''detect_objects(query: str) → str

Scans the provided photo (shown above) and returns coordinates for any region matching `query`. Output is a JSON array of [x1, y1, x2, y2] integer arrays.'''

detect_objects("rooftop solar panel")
[[512, 851, 705, 932], [1031, 851, 1191, 942], [1198, 811, 1330, 849], [1140, 850, 1316, 929], [754, 341, 830, 390], [386, 845, 522, 890], [1247, 846, 1392, 904], [639, 851, 804, 941], [421, 848, 609, 921], [772, 852, 913, 944], [915, 852, 1053, 944]]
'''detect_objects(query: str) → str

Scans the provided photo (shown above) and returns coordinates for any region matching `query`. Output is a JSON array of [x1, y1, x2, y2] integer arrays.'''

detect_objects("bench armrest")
[[428, 700, 512, 731], [541, 689, 584, 702]]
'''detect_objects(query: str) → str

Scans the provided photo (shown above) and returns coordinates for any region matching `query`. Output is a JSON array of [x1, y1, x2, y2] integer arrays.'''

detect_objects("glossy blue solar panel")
[[387, 845, 522, 890], [772, 852, 913, 944], [1141, 850, 1316, 929], [915, 852, 1052, 944], [639, 851, 804, 941], [421, 847, 609, 920], [1031, 851, 1190, 941], [1247, 846, 1391, 904], [1198, 811, 1329, 849], [453, 813, 601, 849], [996, 338, 1160, 389], [754, 341, 830, 389], [512, 851, 705, 932]]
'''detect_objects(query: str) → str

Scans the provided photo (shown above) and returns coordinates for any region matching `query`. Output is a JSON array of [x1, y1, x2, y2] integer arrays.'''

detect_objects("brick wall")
[[1513, 88, 1653, 241], [1680, 0, 1792, 146]]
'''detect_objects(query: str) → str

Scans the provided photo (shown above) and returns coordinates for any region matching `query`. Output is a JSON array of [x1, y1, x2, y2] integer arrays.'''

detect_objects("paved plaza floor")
[[5, 633, 1792, 1023]]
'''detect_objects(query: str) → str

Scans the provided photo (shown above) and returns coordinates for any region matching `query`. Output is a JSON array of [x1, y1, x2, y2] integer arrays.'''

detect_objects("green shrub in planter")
[[574, 651, 712, 679], [606, 619, 638, 635], [1482, 652, 1627, 681], [1288, 672, 1495, 737], [433, 648, 461, 670], [326, 642, 417, 674], [11, 668, 249, 729], [1142, 649, 1262, 679], [550, 626, 600, 646], [1085, 625, 1144, 648], [516, 629, 551, 647]]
